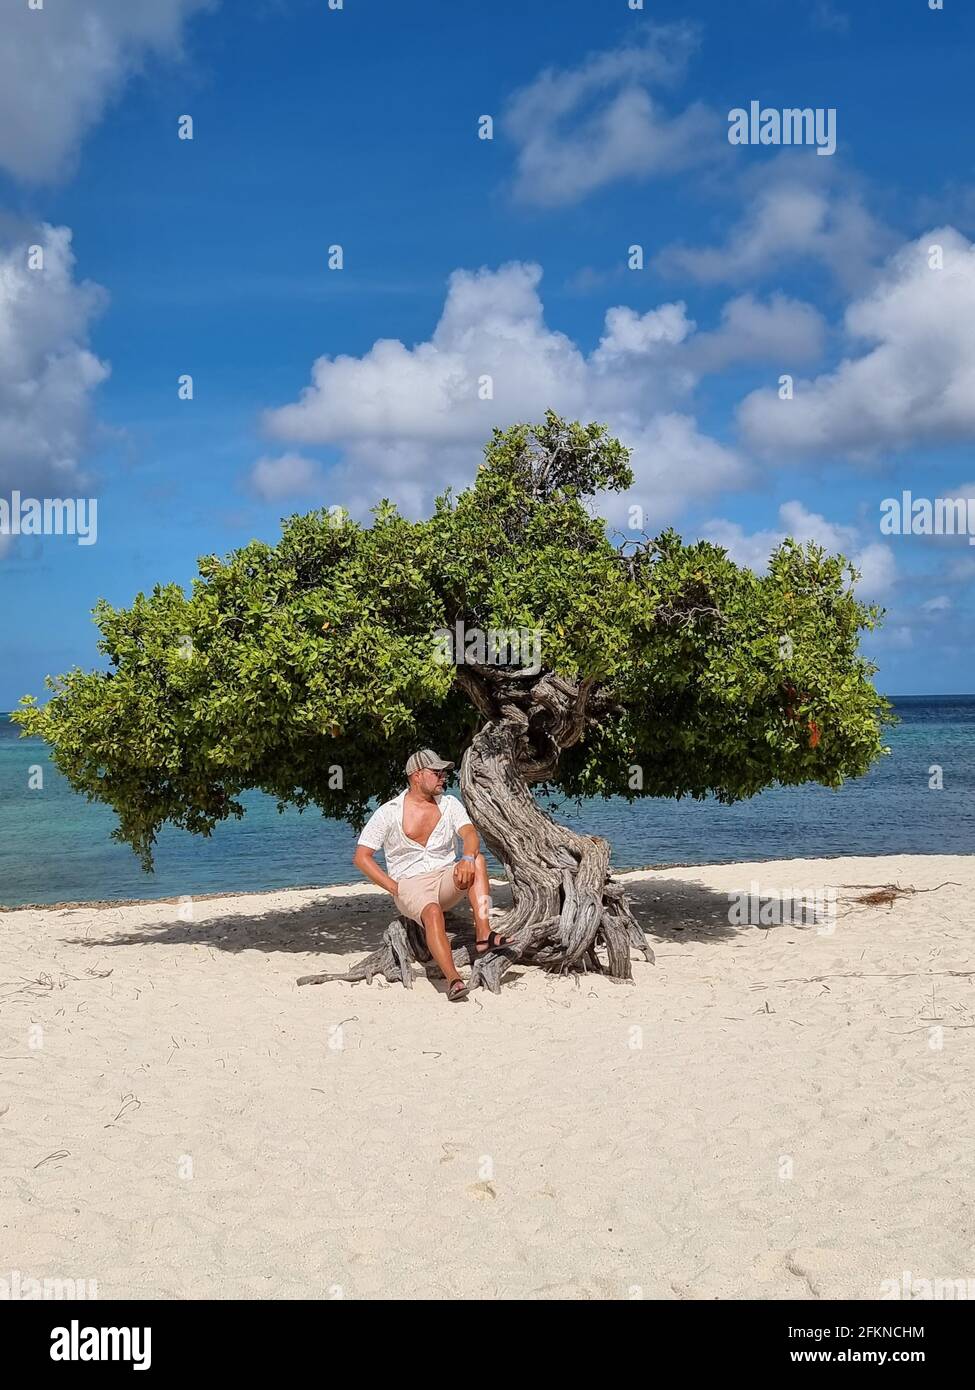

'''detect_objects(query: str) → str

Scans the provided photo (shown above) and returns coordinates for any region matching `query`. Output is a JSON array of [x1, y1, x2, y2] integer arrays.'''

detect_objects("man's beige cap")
[[405, 748, 455, 776]]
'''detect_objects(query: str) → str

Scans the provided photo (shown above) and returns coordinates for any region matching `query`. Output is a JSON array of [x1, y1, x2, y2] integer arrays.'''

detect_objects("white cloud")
[[0, 225, 109, 509], [265, 264, 589, 447], [920, 595, 951, 613], [249, 453, 325, 502], [657, 164, 889, 292], [738, 228, 975, 457], [0, 0, 213, 181], [588, 300, 700, 411], [702, 500, 896, 600], [589, 293, 825, 395], [502, 26, 718, 207], [262, 262, 770, 526], [607, 414, 753, 528], [688, 293, 826, 373], [593, 300, 693, 359]]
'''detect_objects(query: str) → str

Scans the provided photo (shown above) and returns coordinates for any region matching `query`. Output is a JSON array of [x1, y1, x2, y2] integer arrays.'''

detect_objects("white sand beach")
[[1, 855, 972, 1301]]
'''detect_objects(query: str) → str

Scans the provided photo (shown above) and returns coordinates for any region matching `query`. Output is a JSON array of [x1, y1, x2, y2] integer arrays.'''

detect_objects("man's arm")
[[352, 844, 399, 898], [453, 822, 481, 888]]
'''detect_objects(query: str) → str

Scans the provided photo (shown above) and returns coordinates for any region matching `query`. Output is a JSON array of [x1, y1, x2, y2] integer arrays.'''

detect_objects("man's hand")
[[453, 858, 475, 890], [389, 881, 399, 898]]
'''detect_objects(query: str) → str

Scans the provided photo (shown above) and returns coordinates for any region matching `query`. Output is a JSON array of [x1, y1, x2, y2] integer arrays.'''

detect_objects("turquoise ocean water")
[[1, 696, 972, 907]]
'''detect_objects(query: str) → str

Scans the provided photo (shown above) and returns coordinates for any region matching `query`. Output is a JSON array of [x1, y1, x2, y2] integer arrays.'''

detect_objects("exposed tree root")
[[296, 914, 478, 989]]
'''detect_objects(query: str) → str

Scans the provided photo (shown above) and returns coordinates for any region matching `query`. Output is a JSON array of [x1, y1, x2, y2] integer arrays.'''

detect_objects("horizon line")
[[3, 691, 974, 720]]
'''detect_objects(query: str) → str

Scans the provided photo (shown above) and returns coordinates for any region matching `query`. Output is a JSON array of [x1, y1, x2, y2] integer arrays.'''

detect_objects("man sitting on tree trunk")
[[352, 749, 512, 1002]]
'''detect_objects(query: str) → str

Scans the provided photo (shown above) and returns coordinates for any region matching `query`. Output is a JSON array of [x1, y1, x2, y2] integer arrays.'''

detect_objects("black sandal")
[[447, 978, 469, 1002], [475, 930, 515, 956]]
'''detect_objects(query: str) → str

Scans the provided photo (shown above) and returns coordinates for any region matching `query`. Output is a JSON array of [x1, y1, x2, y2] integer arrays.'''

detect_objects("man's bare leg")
[[420, 902, 465, 989], [466, 853, 492, 943], [466, 853, 511, 951]]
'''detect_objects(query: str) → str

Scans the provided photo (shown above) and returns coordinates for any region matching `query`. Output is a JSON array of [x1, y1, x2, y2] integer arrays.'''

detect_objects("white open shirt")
[[357, 789, 474, 881]]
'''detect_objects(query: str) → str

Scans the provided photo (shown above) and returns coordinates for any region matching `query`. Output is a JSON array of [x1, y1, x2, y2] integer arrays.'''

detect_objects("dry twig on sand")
[[841, 881, 960, 911]]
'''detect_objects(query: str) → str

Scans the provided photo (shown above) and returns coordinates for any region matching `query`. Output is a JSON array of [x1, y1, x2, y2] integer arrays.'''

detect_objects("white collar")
[[392, 787, 442, 805]]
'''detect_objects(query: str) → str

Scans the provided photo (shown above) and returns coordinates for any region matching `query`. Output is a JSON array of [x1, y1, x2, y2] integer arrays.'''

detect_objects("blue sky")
[[3, 0, 975, 706]]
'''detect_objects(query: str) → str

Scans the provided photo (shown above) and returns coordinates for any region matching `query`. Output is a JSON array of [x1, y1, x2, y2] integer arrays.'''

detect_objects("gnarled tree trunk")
[[297, 666, 654, 995], [459, 716, 653, 992]]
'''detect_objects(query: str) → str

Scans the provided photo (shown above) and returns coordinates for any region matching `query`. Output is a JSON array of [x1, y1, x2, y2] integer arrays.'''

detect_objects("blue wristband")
[[460, 854, 476, 862]]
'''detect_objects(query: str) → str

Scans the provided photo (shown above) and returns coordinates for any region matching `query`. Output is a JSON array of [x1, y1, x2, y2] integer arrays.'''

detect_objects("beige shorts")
[[394, 864, 466, 925]]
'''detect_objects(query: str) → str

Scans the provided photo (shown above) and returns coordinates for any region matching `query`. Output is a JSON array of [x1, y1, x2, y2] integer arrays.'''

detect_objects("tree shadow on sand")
[[57, 876, 754, 960]]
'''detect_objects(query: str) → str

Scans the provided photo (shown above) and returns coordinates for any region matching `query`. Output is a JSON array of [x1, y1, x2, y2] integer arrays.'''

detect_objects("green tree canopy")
[[15, 414, 893, 882]]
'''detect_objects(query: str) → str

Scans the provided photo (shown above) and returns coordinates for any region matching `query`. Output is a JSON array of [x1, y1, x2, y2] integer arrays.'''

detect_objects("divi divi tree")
[[15, 416, 892, 992]]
